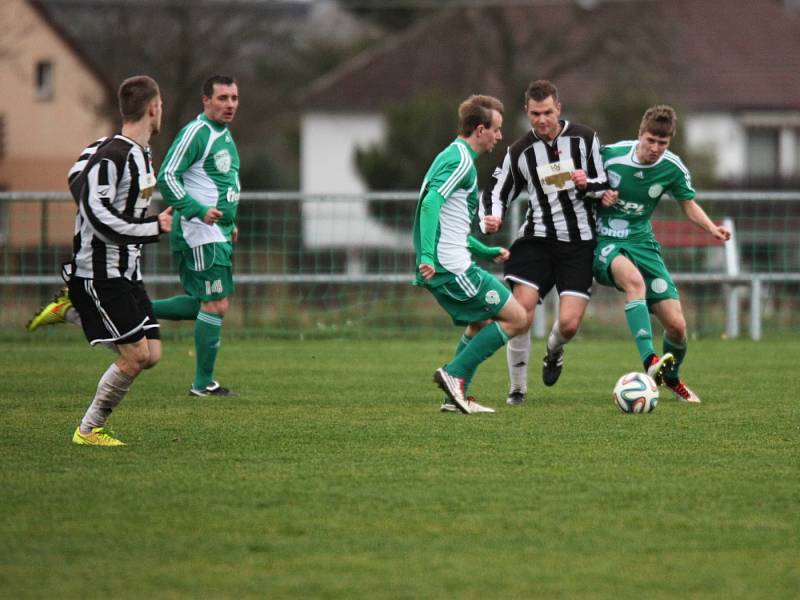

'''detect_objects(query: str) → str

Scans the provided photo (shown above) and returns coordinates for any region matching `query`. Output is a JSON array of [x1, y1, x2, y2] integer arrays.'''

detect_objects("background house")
[[301, 0, 800, 195], [0, 0, 113, 246]]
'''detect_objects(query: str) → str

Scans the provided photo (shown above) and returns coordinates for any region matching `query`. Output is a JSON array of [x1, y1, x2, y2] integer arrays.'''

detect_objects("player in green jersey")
[[152, 75, 242, 397], [593, 105, 731, 403], [413, 95, 528, 414]]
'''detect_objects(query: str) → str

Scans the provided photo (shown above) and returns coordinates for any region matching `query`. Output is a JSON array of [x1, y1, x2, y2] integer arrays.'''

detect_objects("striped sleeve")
[[429, 144, 471, 200], [481, 147, 522, 227], [581, 133, 608, 198], [157, 119, 209, 220], [81, 158, 160, 245], [665, 152, 696, 200]]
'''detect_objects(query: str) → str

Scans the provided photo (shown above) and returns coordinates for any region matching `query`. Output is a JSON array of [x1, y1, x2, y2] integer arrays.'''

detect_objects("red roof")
[[303, 0, 800, 112]]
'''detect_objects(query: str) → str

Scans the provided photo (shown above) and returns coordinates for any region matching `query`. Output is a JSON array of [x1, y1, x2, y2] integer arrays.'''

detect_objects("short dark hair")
[[458, 95, 504, 137], [202, 75, 237, 98], [639, 105, 677, 138], [118, 75, 159, 122], [524, 79, 559, 104]]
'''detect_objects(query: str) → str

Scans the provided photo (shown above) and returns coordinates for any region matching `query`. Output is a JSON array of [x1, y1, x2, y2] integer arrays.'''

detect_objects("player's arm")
[[81, 158, 162, 245], [467, 235, 506, 262], [157, 124, 217, 222], [575, 133, 608, 198], [679, 199, 731, 241], [480, 149, 521, 234], [417, 189, 445, 280]]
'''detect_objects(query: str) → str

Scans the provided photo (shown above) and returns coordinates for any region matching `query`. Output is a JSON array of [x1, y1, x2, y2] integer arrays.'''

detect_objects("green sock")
[[193, 311, 223, 390], [663, 336, 687, 383], [624, 299, 655, 363], [447, 322, 508, 380], [153, 295, 200, 321], [444, 334, 473, 400]]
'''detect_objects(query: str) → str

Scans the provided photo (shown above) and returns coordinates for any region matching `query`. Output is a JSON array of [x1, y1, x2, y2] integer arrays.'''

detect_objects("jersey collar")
[[630, 142, 664, 167], [454, 137, 478, 160], [199, 113, 228, 132], [531, 119, 567, 145]]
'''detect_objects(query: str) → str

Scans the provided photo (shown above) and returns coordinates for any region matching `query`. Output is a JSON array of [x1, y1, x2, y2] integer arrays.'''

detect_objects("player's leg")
[[432, 267, 526, 413], [191, 296, 233, 395], [506, 284, 538, 404], [543, 294, 588, 386], [543, 241, 594, 386], [26, 287, 81, 331], [502, 238, 549, 405], [440, 321, 485, 413], [151, 295, 200, 320], [651, 299, 699, 403], [607, 253, 672, 381], [68, 278, 157, 446], [174, 243, 237, 396]]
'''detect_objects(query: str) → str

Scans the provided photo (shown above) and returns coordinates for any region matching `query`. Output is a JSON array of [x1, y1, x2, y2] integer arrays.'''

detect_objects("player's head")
[[118, 75, 162, 134], [202, 75, 239, 125], [524, 80, 561, 141], [637, 105, 676, 164], [458, 95, 504, 154]]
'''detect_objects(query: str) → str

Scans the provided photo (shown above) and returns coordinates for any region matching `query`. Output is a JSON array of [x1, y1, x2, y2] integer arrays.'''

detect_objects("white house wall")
[[684, 112, 745, 180], [301, 111, 409, 250]]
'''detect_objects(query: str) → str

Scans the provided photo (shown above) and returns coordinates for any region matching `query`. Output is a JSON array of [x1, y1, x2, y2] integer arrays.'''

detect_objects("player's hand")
[[158, 206, 173, 233], [601, 190, 619, 207], [232, 226, 239, 243], [493, 248, 510, 263], [483, 215, 502, 233], [418, 263, 435, 281], [203, 207, 223, 225], [571, 169, 588, 189], [712, 225, 732, 242]]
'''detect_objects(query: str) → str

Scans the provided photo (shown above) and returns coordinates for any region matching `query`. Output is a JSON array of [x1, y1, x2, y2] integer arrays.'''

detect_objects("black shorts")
[[503, 237, 596, 301], [68, 277, 160, 346]]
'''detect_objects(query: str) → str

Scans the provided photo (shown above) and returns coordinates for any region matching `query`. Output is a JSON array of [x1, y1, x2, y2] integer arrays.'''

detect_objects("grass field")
[[1, 336, 798, 599]]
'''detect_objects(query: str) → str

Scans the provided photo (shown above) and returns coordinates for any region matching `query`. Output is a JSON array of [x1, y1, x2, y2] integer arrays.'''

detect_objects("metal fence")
[[1, 191, 799, 339]]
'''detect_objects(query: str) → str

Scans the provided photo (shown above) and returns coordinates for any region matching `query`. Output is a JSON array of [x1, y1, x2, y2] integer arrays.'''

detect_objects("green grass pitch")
[[1, 337, 798, 599]]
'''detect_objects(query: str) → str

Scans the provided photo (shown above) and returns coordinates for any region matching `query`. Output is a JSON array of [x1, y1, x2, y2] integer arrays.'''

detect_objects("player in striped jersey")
[[413, 95, 528, 414], [593, 105, 731, 403], [482, 80, 606, 405], [150, 75, 241, 397], [66, 75, 173, 446]]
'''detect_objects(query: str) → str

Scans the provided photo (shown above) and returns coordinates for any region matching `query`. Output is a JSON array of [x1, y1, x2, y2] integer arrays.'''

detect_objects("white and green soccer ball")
[[613, 372, 659, 413]]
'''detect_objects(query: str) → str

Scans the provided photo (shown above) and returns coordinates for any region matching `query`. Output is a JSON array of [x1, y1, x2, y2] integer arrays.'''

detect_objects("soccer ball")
[[613, 372, 659, 413]]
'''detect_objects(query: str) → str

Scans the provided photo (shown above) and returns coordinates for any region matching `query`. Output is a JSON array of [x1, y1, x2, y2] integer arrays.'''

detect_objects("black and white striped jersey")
[[69, 134, 161, 280], [481, 121, 606, 242]]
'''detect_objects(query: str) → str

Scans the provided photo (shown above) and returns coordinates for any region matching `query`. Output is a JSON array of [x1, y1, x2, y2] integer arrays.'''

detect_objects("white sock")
[[506, 328, 531, 393], [65, 307, 82, 326], [547, 322, 569, 355], [79, 363, 134, 433]]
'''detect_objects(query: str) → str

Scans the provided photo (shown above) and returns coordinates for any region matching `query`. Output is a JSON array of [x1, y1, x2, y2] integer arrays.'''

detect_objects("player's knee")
[[623, 272, 646, 295], [505, 302, 531, 336], [203, 297, 229, 317], [665, 318, 686, 342], [559, 318, 580, 340], [143, 346, 161, 369]]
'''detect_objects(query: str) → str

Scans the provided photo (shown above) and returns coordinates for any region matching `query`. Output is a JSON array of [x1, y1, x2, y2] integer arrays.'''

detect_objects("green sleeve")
[[467, 235, 502, 260], [419, 189, 445, 264], [157, 122, 211, 221]]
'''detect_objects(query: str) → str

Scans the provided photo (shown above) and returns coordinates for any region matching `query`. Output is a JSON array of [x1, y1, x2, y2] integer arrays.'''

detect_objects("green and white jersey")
[[412, 138, 479, 287], [597, 140, 695, 243], [157, 113, 241, 251]]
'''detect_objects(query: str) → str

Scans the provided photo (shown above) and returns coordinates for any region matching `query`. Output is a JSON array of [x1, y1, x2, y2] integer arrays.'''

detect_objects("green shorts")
[[593, 238, 679, 307], [427, 265, 511, 326], [175, 242, 234, 302]]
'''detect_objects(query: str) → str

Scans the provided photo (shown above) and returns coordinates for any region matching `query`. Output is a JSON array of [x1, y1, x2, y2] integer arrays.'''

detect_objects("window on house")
[[36, 61, 53, 100], [746, 128, 779, 178]]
